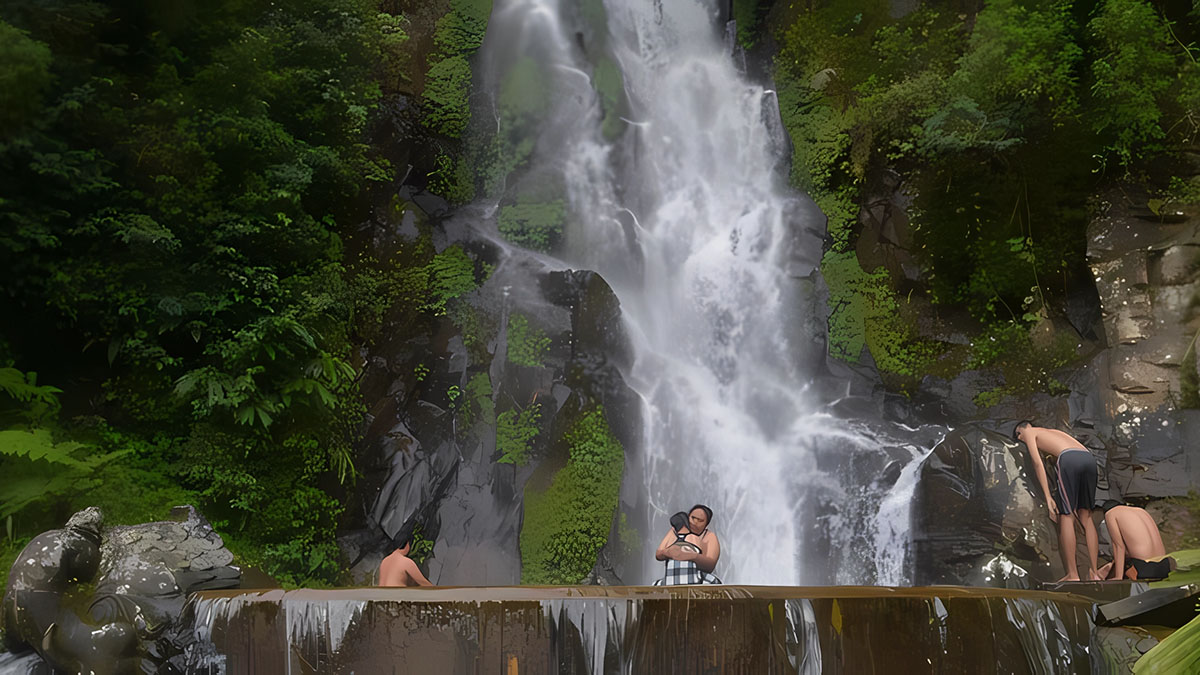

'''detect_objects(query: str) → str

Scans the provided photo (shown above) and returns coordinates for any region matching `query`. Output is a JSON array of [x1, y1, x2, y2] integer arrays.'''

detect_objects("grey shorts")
[[1054, 449, 1097, 515]]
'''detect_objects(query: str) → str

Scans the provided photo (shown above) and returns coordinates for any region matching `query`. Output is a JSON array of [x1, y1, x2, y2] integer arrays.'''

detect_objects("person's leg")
[[1057, 513, 1079, 581], [1077, 507, 1100, 580], [1097, 561, 1113, 579]]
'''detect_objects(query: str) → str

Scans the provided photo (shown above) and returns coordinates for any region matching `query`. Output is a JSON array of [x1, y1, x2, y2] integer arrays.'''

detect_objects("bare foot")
[[1089, 571, 1104, 582], [1056, 573, 1080, 582]]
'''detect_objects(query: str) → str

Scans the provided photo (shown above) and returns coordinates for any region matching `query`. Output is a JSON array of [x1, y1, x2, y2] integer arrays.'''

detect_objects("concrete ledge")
[[181, 586, 1099, 674]]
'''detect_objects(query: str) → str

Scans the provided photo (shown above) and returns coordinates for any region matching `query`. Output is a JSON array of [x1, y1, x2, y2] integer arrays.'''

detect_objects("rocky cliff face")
[[1087, 189, 1200, 500], [910, 184, 1200, 585], [339, 197, 639, 586]]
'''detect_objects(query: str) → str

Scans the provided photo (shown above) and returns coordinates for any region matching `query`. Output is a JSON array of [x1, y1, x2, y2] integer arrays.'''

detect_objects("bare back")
[[378, 551, 432, 587], [1108, 507, 1166, 560], [1027, 427, 1086, 458]]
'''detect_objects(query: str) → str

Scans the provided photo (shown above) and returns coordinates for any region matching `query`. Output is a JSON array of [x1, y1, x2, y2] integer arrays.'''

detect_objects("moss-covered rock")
[[519, 405, 623, 584]]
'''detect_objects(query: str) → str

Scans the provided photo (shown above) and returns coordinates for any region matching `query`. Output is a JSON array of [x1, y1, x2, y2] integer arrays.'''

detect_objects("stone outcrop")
[[912, 423, 1113, 586], [1087, 192, 1200, 499], [341, 201, 639, 586], [2, 506, 240, 674]]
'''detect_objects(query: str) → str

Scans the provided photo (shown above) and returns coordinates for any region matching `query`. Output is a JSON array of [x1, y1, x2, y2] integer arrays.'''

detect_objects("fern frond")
[[0, 429, 89, 468]]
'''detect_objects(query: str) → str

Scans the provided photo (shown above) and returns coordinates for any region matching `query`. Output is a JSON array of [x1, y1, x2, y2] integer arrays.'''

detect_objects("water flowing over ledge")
[[180, 585, 1096, 674]]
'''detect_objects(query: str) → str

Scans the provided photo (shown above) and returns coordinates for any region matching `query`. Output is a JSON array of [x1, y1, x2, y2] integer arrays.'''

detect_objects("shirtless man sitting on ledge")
[[1014, 421, 1100, 582], [378, 524, 433, 587], [1096, 501, 1176, 581]]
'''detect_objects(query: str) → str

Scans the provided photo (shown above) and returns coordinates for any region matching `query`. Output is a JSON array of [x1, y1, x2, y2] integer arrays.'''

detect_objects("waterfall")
[[478, 0, 942, 585]]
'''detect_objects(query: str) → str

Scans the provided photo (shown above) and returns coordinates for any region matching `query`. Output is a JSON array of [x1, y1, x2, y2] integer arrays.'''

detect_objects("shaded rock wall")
[[341, 204, 639, 586], [912, 424, 1114, 586], [1088, 192, 1200, 499]]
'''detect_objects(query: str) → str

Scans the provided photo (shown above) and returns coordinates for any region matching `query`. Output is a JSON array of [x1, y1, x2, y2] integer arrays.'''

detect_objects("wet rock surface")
[[181, 585, 1097, 674], [1086, 192, 1200, 499], [343, 205, 639, 586], [2, 506, 240, 674], [912, 423, 1114, 586]]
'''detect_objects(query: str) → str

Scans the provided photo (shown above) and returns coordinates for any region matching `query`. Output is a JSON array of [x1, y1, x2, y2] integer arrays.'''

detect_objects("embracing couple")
[[653, 504, 722, 585]]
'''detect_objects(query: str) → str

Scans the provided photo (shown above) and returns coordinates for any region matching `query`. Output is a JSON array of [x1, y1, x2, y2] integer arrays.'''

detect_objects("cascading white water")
[[573, 0, 806, 585], [480, 0, 940, 585]]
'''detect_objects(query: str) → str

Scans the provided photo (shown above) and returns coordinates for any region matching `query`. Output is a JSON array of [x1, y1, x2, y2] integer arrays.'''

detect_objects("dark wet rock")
[[914, 369, 1004, 421], [397, 184, 449, 219], [912, 424, 1113, 586], [1088, 193, 1200, 416], [1106, 410, 1200, 500], [344, 256, 640, 586], [2, 506, 240, 674], [1096, 584, 1200, 628], [1091, 626, 1157, 673], [1145, 500, 1200, 554], [798, 421, 947, 585], [0, 651, 50, 674]]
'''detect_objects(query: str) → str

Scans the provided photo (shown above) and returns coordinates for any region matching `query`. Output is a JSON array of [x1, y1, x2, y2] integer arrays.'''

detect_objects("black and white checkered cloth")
[[661, 557, 706, 585], [653, 540, 723, 585]]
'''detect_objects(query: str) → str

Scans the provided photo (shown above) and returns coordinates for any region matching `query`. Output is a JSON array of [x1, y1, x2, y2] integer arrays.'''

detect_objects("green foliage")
[[593, 57, 626, 141], [448, 300, 498, 363], [498, 200, 566, 252], [496, 402, 541, 466], [949, 0, 1081, 120], [424, 245, 479, 315], [0, 21, 52, 132], [616, 511, 639, 557], [421, 0, 493, 138], [427, 152, 476, 204], [409, 523, 435, 566], [0, 369, 128, 519], [0, 0, 393, 585], [1182, 333, 1200, 408], [821, 251, 939, 387], [376, 12, 412, 91], [732, 0, 765, 49], [422, 55, 474, 138], [771, 1, 1121, 392], [1088, 0, 1179, 167], [472, 56, 549, 198], [1132, 612, 1200, 674], [507, 314, 551, 367], [460, 371, 495, 428], [520, 406, 623, 584]]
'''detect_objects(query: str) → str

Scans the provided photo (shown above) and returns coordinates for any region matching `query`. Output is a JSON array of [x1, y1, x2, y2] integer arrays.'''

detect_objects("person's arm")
[[1107, 516, 1126, 580], [655, 530, 678, 561], [1024, 434, 1057, 523], [404, 558, 433, 586], [691, 533, 721, 574]]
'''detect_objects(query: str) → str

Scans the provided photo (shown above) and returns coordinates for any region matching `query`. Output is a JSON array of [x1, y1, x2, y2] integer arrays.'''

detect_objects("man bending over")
[[1097, 500, 1175, 580], [1013, 421, 1100, 581]]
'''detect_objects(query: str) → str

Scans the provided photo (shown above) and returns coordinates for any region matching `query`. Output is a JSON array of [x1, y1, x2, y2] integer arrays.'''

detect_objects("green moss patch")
[[519, 406, 623, 584]]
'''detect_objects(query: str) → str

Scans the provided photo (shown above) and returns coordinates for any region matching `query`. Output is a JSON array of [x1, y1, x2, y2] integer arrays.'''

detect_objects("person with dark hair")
[[1096, 500, 1176, 580], [1013, 421, 1101, 581], [654, 504, 722, 584], [377, 523, 433, 587]]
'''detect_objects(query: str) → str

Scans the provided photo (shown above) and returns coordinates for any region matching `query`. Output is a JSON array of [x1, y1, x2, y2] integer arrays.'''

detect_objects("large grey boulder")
[[2, 506, 240, 674], [912, 424, 1112, 586]]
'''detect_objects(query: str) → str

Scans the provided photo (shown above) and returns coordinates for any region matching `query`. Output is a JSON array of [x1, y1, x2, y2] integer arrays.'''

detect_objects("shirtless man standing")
[[377, 526, 433, 587], [1013, 421, 1100, 581], [1097, 501, 1176, 580]]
